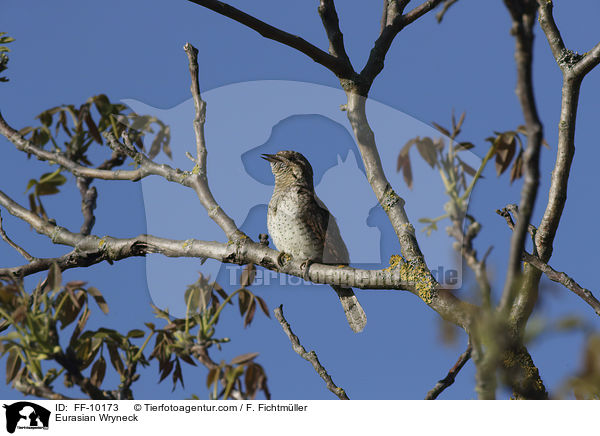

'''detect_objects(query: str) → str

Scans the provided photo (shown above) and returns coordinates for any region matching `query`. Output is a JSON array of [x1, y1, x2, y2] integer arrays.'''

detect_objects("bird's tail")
[[332, 286, 367, 333]]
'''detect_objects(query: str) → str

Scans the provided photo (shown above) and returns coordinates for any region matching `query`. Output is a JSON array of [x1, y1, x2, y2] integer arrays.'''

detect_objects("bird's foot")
[[300, 259, 314, 281], [276, 251, 290, 268]]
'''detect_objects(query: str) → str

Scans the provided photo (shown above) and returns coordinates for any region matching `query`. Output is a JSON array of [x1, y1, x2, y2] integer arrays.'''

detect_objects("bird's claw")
[[276, 251, 288, 268], [300, 259, 314, 281]]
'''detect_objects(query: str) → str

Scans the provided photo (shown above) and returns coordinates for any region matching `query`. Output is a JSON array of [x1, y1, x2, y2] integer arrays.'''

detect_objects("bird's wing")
[[313, 194, 350, 265]]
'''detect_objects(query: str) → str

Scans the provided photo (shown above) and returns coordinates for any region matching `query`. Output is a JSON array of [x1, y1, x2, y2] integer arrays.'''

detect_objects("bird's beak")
[[261, 153, 280, 163]]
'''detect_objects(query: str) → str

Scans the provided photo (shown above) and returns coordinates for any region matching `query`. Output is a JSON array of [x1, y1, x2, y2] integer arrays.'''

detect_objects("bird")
[[262, 150, 367, 333]]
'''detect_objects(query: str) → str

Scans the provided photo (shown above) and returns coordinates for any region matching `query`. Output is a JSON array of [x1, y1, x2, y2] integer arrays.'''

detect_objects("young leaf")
[[90, 356, 107, 388], [230, 352, 259, 365]]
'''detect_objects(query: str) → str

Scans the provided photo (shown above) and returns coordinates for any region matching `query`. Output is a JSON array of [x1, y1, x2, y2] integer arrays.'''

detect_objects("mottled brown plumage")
[[263, 150, 367, 333]]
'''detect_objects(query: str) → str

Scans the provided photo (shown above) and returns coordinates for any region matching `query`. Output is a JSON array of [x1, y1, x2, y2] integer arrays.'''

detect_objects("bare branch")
[[536, 0, 566, 62], [76, 152, 126, 236], [183, 43, 241, 239], [522, 252, 600, 317], [13, 379, 75, 400], [497, 205, 600, 317], [317, 0, 352, 69], [0, 208, 34, 261], [403, 0, 445, 26], [425, 343, 472, 399], [436, 0, 459, 23], [499, 0, 544, 317], [187, 0, 352, 78], [274, 304, 349, 400], [360, 0, 443, 89], [0, 188, 475, 329]]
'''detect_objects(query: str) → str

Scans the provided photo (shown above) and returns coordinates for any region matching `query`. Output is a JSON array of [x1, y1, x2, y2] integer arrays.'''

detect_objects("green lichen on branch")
[[380, 184, 403, 212], [386, 254, 437, 304], [502, 346, 548, 399]]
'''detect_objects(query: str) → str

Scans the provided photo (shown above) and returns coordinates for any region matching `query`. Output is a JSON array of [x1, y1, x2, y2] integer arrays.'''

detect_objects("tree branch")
[[187, 0, 353, 78], [499, 0, 544, 319], [12, 379, 75, 400], [0, 188, 476, 329], [425, 343, 472, 399], [317, 0, 353, 70], [508, 1, 600, 330], [0, 208, 34, 262], [497, 205, 600, 317], [182, 43, 241, 240], [75, 151, 126, 236], [436, 0, 459, 23], [274, 304, 349, 400], [521, 251, 600, 317]]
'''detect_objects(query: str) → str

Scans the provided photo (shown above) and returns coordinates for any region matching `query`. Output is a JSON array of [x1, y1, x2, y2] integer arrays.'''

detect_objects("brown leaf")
[[245, 363, 258, 399], [431, 122, 450, 137], [240, 264, 256, 287], [107, 343, 125, 376], [402, 154, 413, 189], [244, 299, 257, 328], [397, 138, 417, 172], [84, 111, 102, 144], [238, 289, 251, 317], [256, 296, 270, 318], [5, 349, 21, 384], [90, 356, 107, 387], [159, 359, 174, 383], [86, 286, 109, 314], [230, 352, 259, 365], [510, 149, 524, 184], [416, 137, 438, 168], [212, 282, 230, 303], [494, 132, 517, 176], [457, 156, 477, 177], [206, 367, 220, 389], [172, 358, 184, 389], [456, 111, 466, 133], [456, 142, 475, 151]]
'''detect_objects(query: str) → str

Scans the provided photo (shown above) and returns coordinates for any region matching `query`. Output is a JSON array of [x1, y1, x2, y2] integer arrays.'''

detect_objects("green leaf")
[[126, 329, 145, 339], [206, 367, 220, 389]]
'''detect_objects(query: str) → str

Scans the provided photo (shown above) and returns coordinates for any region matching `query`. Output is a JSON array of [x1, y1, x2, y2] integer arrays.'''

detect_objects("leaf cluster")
[[0, 32, 15, 82]]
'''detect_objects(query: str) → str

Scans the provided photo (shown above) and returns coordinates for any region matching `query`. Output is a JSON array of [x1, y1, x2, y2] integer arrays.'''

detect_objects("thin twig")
[[12, 379, 76, 400], [436, 0, 459, 23], [499, 0, 544, 318], [187, 0, 352, 78], [274, 304, 349, 400], [522, 252, 600, 317], [425, 343, 472, 399], [76, 151, 126, 235], [183, 43, 241, 240], [317, 0, 352, 68], [0, 208, 34, 261], [497, 205, 600, 317]]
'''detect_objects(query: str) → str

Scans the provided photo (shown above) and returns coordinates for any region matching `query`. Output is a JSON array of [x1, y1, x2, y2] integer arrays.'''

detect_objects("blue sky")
[[1, 1, 599, 400]]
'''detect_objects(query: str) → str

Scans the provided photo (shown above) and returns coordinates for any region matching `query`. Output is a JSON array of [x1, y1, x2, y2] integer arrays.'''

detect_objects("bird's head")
[[262, 150, 314, 188]]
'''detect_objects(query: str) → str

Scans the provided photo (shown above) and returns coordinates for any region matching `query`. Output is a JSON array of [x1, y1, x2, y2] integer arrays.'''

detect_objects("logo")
[[3, 402, 50, 433]]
